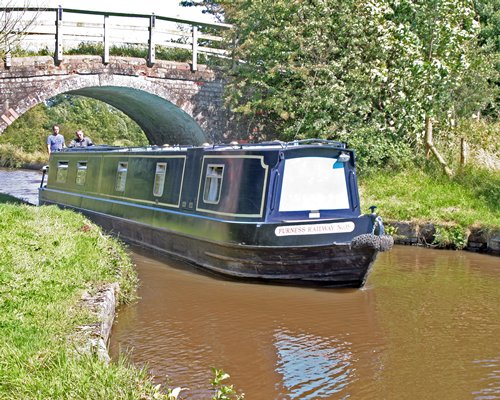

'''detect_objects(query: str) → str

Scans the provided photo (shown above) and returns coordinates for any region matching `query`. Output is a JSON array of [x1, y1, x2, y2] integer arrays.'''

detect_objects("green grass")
[[360, 166, 500, 229], [0, 143, 48, 168], [0, 201, 171, 399], [13, 42, 220, 65], [0, 193, 27, 204]]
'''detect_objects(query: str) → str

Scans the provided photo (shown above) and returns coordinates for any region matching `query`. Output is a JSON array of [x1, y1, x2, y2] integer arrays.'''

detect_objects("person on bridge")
[[69, 130, 93, 148], [47, 125, 65, 154]]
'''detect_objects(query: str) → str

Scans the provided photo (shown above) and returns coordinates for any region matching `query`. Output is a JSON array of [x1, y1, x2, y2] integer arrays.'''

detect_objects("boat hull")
[[42, 199, 379, 288]]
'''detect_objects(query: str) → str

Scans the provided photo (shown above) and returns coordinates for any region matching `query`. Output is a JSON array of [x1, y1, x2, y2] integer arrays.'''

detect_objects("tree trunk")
[[425, 115, 432, 159], [460, 138, 468, 167], [424, 115, 453, 177]]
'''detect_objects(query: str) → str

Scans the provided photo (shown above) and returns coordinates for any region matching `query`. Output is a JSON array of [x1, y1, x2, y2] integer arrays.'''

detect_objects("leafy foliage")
[[432, 225, 468, 249], [0, 95, 148, 153], [0, 143, 47, 168], [435, 119, 500, 171], [64, 42, 198, 63], [210, 368, 245, 400], [208, 0, 498, 172], [180, 0, 227, 22]]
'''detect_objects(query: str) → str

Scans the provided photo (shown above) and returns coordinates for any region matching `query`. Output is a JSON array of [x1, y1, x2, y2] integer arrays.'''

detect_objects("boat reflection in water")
[[274, 330, 354, 398], [39, 139, 393, 288]]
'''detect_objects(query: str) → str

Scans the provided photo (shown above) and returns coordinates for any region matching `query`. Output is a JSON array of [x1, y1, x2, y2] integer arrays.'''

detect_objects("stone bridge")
[[0, 55, 233, 145]]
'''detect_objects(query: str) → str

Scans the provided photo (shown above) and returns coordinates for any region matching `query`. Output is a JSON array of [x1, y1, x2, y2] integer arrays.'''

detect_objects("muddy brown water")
[[109, 246, 500, 399], [2, 167, 499, 399]]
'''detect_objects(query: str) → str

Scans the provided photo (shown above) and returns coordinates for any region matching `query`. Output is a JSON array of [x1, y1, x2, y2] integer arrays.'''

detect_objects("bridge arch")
[[0, 56, 230, 145]]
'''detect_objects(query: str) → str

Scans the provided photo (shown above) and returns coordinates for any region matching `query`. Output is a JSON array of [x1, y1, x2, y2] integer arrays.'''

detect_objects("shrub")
[[0, 144, 48, 168], [432, 225, 468, 250]]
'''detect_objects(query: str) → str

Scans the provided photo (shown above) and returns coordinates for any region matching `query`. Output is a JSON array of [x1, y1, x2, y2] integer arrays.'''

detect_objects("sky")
[[39, 0, 214, 23], [7, 0, 219, 52]]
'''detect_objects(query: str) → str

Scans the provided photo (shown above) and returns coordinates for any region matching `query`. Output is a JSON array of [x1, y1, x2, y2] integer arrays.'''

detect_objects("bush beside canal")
[[0, 199, 172, 399], [0, 143, 47, 169]]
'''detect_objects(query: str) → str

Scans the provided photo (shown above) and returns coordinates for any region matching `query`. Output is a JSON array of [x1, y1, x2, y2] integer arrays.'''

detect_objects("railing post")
[[55, 6, 63, 64], [103, 14, 109, 64], [4, 9, 12, 68], [191, 25, 198, 72], [147, 14, 155, 67], [5, 47, 11, 68]]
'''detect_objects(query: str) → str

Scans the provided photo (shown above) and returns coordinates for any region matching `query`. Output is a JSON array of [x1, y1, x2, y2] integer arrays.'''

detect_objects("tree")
[[180, 1, 227, 22], [0, 95, 148, 152], [198, 0, 486, 173], [386, 0, 479, 176], [218, 1, 419, 169], [470, 0, 499, 117]]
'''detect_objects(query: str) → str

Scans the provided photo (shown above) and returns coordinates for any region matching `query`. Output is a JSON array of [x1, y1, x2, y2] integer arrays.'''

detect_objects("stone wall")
[[388, 220, 500, 254]]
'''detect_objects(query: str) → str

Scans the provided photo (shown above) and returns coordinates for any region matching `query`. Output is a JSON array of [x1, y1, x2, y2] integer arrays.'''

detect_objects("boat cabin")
[[44, 140, 360, 224]]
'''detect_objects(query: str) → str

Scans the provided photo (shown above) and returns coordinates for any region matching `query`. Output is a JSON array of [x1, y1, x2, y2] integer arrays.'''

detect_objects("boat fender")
[[351, 234, 394, 252]]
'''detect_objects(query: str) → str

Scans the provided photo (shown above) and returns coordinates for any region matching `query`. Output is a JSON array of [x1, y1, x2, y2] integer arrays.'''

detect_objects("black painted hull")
[[42, 200, 379, 288]]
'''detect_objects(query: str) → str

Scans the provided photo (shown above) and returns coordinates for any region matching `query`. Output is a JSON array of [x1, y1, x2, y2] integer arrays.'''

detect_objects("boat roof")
[[63, 139, 348, 154]]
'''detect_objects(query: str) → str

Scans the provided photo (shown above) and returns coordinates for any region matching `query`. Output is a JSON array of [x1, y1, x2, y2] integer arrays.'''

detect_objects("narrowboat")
[[39, 139, 393, 288]]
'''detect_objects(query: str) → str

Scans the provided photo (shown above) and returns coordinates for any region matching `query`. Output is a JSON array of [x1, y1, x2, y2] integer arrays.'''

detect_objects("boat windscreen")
[[279, 157, 350, 212]]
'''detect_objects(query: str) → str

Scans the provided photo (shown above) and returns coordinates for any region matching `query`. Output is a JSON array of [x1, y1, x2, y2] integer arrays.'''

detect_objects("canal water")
[[2, 167, 499, 399], [0, 167, 42, 205], [109, 246, 500, 400]]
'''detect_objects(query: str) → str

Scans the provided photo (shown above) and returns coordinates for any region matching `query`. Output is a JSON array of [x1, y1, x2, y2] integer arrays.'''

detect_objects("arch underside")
[[68, 86, 207, 146]]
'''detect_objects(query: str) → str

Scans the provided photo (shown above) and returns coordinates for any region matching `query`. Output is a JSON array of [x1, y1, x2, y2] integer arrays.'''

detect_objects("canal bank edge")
[[388, 220, 500, 254], [74, 283, 119, 363]]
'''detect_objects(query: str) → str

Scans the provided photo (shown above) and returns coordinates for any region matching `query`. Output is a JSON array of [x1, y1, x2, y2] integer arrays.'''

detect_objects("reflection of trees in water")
[[274, 330, 354, 399]]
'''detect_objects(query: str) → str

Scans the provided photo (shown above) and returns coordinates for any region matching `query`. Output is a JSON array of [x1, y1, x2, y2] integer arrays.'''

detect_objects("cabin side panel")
[[45, 154, 104, 209], [196, 156, 269, 218], [90, 155, 185, 208]]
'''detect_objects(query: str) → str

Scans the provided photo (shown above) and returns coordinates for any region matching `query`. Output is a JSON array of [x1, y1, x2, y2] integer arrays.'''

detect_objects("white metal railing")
[[2, 6, 232, 71]]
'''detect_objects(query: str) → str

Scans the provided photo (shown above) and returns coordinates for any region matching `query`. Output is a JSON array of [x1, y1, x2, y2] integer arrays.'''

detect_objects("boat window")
[[56, 161, 69, 183], [279, 157, 350, 212], [153, 162, 167, 197], [203, 164, 224, 204], [76, 161, 87, 186], [115, 162, 128, 192]]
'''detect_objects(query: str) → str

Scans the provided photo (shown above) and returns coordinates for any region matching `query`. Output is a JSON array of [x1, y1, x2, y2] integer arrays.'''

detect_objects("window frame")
[[203, 164, 224, 204], [56, 161, 69, 183], [115, 162, 128, 192], [153, 162, 167, 197], [75, 161, 88, 186]]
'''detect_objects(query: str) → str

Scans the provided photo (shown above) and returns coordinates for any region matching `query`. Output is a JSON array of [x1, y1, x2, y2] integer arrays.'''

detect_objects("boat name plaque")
[[275, 222, 355, 237]]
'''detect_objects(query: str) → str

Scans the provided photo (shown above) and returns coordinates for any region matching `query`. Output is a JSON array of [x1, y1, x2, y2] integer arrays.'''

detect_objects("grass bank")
[[0, 197, 170, 399], [360, 166, 500, 246], [0, 143, 47, 169]]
